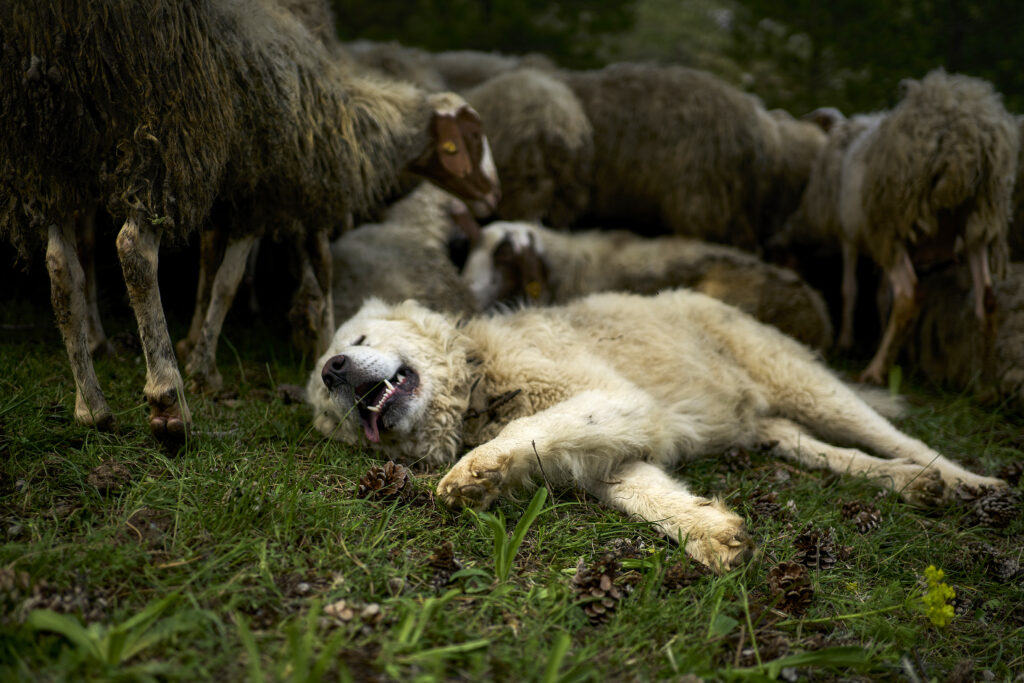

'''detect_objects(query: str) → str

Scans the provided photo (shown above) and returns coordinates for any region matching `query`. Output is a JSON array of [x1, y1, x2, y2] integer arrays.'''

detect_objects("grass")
[[1, 302, 1022, 682]]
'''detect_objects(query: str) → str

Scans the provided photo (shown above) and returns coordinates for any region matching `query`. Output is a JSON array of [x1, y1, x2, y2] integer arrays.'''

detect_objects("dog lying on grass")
[[307, 290, 1006, 572]]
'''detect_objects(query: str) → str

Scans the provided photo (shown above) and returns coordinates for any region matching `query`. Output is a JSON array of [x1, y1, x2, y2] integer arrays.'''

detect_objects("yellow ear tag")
[[525, 281, 542, 299], [441, 140, 458, 154]]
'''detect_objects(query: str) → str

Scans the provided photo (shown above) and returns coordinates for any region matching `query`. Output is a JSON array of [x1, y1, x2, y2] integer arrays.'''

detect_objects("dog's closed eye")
[[352, 335, 366, 346]]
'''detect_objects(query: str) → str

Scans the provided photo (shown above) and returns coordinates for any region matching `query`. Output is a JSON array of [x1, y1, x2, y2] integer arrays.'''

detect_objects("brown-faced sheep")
[[330, 183, 478, 324], [1, 0, 498, 444], [794, 70, 1018, 384], [464, 68, 594, 227], [560, 63, 826, 248], [908, 263, 1024, 411], [461, 221, 833, 350]]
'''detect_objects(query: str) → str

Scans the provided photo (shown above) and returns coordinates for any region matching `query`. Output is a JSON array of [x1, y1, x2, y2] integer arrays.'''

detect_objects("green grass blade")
[[541, 631, 571, 683], [235, 614, 266, 683], [27, 610, 104, 663]]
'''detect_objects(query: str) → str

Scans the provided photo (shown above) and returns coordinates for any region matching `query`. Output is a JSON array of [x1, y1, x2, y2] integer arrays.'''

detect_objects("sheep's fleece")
[[307, 291, 1004, 571]]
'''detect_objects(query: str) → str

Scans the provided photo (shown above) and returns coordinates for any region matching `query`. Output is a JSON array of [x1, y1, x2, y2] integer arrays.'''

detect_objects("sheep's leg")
[[587, 461, 753, 573], [859, 251, 918, 385], [46, 219, 114, 430], [967, 243, 997, 332], [310, 228, 334, 356], [288, 228, 334, 357], [177, 228, 226, 361], [244, 237, 262, 316], [115, 218, 191, 443], [435, 388, 753, 571], [76, 206, 113, 357], [837, 241, 858, 349], [758, 418, 945, 507], [184, 234, 257, 394]]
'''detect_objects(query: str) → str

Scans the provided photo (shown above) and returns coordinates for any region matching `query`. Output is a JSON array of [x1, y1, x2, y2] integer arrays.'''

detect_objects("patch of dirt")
[[122, 507, 174, 547], [86, 461, 131, 494], [1, 568, 116, 625]]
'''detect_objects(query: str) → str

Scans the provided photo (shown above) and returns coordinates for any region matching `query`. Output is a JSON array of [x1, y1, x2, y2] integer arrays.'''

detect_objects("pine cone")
[[571, 554, 624, 625], [356, 461, 413, 502], [746, 488, 782, 520], [954, 484, 1022, 528], [427, 541, 463, 589], [722, 446, 752, 472], [988, 553, 1021, 582], [662, 561, 709, 591], [766, 561, 813, 615], [840, 500, 883, 533], [995, 461, 1023, 487], [793, 523, 837, 570]]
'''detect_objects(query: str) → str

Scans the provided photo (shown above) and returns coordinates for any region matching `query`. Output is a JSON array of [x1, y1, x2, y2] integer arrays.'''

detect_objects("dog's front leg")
[[438, 389, 678, 509], [587, 461, 754, 574]]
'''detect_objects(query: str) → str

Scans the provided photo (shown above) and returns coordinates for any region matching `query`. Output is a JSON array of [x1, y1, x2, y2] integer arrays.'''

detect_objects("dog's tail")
[[848, 384, 908, 420]]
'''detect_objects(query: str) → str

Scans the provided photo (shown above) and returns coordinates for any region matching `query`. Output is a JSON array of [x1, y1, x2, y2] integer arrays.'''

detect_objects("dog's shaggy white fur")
[[307, 290, 1005, 571]]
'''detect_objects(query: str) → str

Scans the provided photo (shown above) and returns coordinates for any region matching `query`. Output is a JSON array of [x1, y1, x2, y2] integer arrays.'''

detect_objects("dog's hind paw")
[[688, 525, 755, 575], [437, 450, 505, 510], [886, 462, 945, 507]]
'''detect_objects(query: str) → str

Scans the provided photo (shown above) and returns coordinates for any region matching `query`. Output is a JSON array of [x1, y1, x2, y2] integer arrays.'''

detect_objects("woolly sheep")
[[464, 68, 594, 227], [461, 221, 834, 350], [908, 263, 1024, 411], [794, 70, 1018, 384], [1011, 115, 1024, 259], [560, 63, 827, 248], [429, 50, 555, 92], [0, 0, 498, 443], [330, 183, 478, 324], [344, 40, 448, 92]]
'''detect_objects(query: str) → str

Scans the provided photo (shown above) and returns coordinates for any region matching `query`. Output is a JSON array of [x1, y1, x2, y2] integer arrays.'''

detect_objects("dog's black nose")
[[321, 355, 348, 390]]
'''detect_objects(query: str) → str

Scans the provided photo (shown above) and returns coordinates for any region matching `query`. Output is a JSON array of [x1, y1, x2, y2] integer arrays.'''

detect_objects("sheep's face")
[[462, 222, 550, 309], [409, 94, 501, 215]]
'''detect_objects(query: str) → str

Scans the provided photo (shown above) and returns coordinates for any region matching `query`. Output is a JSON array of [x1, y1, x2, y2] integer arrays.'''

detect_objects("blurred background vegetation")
[[330, 0, 1024, 115]]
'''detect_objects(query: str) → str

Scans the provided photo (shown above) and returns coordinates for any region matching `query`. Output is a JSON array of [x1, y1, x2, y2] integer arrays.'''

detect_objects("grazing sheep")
[[331, 183, 478, 323], [561, 63, 826, 248], [464, 68, 594, 227], [344, 40, 448, 91], [461, 221, 834, 350], [429, 50, 555, 92], [908, 263, 1024, 411], [1, 0, 498, 443], [795, 70, 1018, 384]]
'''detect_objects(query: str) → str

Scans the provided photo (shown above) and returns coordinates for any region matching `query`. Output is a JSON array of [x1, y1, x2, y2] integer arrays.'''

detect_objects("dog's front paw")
[[687, 522, 755, 575], [884, 461, 945, 507], [437, 449, 505, 510]]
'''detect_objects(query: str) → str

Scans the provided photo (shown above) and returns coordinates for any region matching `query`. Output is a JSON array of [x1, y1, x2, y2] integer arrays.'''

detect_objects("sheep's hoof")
[[149, 412, 188, 448], [857, 365, 886, 385], [187, 369, 223, 395]]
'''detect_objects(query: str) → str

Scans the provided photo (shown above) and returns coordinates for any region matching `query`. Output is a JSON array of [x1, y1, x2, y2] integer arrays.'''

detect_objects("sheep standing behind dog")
[[560, 63, 827, 248], [795, 70, 1018, 384], [344, 41, 448, 92], [1, 0, 497, 443], [462, 222, 833, 350], [330, 183, 478, 324], [429, 50, 556, 92], [465, 69, 594, 227], [908, 263, 1024, 410]]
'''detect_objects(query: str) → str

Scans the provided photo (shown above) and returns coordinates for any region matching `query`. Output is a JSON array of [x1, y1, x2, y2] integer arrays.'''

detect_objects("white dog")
[[307, 290, 1005, 571]]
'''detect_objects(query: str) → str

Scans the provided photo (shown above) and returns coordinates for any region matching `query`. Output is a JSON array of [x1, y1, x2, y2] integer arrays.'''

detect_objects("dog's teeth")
[[384, 378, 394, 391], [367, 405, 381, 413], [396, 373, 405, 384]]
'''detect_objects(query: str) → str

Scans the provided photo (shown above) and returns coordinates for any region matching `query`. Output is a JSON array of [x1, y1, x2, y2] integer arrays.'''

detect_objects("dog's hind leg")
[[586, 461, 754, 574], [757, 417, 947, 506]]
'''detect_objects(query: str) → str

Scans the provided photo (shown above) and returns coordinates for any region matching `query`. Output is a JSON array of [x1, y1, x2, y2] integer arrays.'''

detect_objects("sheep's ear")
[[433, 111, 473, 178], [802, 107, 845, 133]]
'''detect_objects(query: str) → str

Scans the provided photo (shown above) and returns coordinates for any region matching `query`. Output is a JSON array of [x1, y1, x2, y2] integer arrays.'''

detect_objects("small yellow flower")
[[922, 565, 956, 628]]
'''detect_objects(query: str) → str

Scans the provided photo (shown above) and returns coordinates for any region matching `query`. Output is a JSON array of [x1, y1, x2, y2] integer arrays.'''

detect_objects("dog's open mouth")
[[354, 367, 419, 443]]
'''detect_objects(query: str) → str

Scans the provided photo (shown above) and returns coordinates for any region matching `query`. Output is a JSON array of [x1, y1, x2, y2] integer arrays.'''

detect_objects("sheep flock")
[[4, 0, 1024, 451]]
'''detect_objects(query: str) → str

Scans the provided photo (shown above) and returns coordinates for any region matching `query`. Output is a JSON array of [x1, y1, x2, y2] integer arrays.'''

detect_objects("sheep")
[[330, 183, 478, 324], [1, 0, 498, 444], [461, 221, 834, 350], [344, 40, 448, 92], [429, 50, 556, 93], [464, 68, 594, 227], [559, 63, 827, 248], [907, 263, 1024, 411], [1011, 115, 1024, 260], [793, 70, 1018, 384]]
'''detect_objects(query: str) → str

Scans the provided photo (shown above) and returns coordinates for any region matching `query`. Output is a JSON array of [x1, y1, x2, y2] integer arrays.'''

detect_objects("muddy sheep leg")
[[46, 219, 115, 430], [309, 228, 335, 356], [859, 250, 918, 385], [176, 228, 226, 361], [837, 240, 858, 350], [967, 243, 997, 332], [115, 217, 191, 444], [76, 205, 114, 357], [288, 226, 334, 358], [184, 234, 257, 394]]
